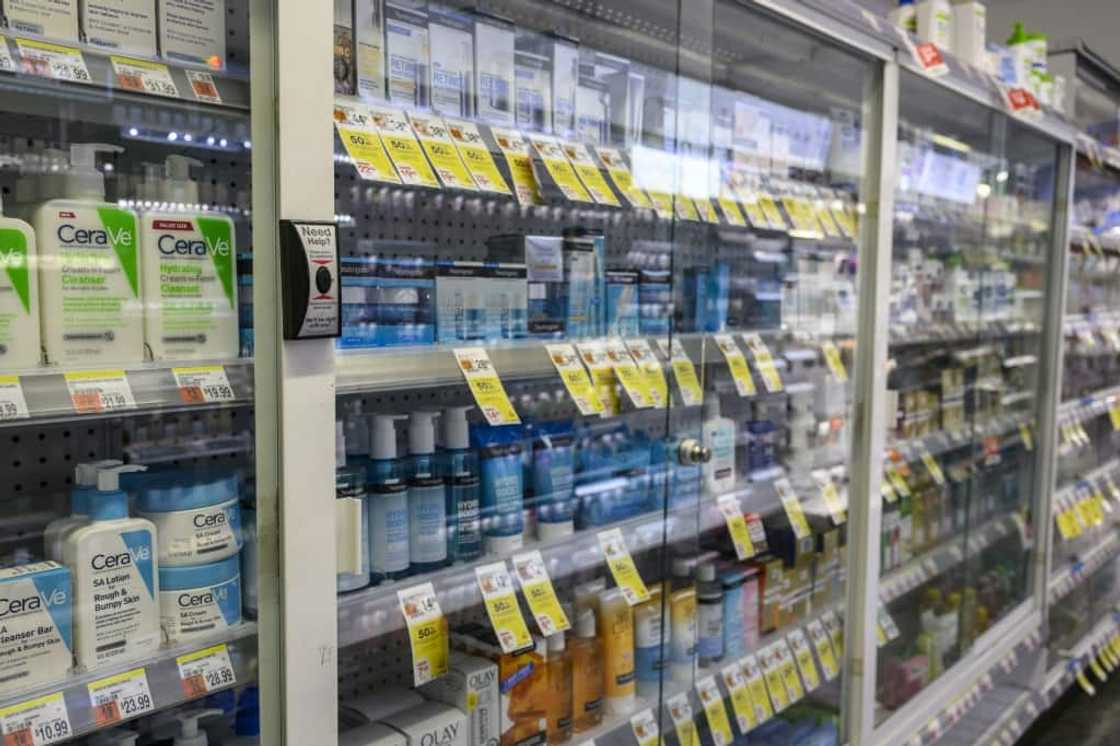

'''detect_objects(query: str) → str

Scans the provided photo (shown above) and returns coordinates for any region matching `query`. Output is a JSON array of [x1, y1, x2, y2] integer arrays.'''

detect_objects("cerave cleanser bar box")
[[0, 562, 72, 697], [2, 0, 79, 42], [80, 0, 158, 58], [159, 0, 226, 68]]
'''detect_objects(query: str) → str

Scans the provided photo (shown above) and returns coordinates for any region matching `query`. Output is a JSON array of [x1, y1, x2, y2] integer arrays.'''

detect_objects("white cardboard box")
[[159, 0, 226, 68]]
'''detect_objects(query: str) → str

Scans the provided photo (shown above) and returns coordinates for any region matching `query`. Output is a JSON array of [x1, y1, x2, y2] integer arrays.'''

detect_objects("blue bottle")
[[368, 415, 410, 583], [532, 421, 576, 539], [442, 406, 482, 563], [408, 411, 448, 572], [471, 423, 525, 554]]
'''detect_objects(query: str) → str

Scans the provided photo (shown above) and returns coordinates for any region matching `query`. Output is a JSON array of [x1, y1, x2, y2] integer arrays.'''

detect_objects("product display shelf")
[[887, 319, 1042, 349], [0, 33, 250, 112], [0, 358, 254, 427], [1049, 531, 1120, 603], [0, 622, 256, 742], [1056, 382, 1120, 421], [1074, 133, 1120, 172], [1065, 311, 1120, 336], [886, 409, 1036, 463], [1051, 456, 1120, 502]]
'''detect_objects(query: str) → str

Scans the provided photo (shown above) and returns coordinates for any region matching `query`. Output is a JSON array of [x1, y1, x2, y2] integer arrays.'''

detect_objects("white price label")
[[172, 366, 235, 403], [629, 709, 660, 746], [0, 376, 29, 421], [185, 70, 222, 104], [110, 56, 179, 97], [88, 668, 155, 726], [16, 39, 91, 83], [65, 370, 136, 414], [176, 644, 236, 697], [0, 692, 71, 745], [0, 40, 15, 72]]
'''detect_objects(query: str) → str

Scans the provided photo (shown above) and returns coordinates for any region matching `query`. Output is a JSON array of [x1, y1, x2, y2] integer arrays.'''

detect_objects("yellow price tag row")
[[714, 334, 757, 397], [397, 582, 449, 686], [545, 343, 604, 416], [475, 562, 533, 654], [696, 675, 735, 746], [597, 527, 651, 605], [454, 348, 520, 426], [743, 333, 783, 393], [511, 550, 571, 636], [787, 629, 821, 692], [717, 494, 757, 560]]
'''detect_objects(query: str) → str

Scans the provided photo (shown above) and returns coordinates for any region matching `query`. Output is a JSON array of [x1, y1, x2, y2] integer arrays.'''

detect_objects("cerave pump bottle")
[[0, 156, 40, 369], [63, 463, 161, 670], [140, 155, 239, 361]]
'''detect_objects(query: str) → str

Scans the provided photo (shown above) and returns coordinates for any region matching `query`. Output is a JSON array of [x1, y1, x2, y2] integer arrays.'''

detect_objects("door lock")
[[678, 438, 712, 465]]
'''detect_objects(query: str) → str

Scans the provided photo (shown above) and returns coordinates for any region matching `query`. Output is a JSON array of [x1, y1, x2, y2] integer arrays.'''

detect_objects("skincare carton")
[[421, 653, 500, 746], [159, 0, 226, 68], [80, 0, 157, 57], [385, 0, 429, 109], [381, 703, 469, 746], [0, 561, 72, 696], [474, 13, 515, 126], [428, 4, 473, 118], [354, 0, 386, 100], [2, 0, 79, 42]]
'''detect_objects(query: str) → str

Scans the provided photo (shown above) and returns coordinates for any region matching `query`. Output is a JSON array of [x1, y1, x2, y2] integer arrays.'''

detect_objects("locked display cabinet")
[[0, 0, 273, 744]]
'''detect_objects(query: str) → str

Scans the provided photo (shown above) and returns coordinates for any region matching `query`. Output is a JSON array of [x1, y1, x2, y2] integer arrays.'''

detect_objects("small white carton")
[[159, 0, 226, 68], [81, 0, 157, 57]]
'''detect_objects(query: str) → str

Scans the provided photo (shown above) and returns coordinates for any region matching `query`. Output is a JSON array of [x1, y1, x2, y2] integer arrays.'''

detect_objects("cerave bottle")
[[0, 159, 40, 369]]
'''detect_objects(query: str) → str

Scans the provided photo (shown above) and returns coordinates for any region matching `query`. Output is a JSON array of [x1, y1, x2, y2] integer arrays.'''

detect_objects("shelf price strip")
[[475, 562, 533, 654], [657, 337, 704, 406], [720, 663, 758, 733], [696, 675, 734, 746], [64, 370, 137, 414], [109, 56, 179, 97], [172, 366, 235, 404], [629, 709, 659, 746], [185, 70, 222, 104], [597, 527, 650, 605], [177, 643, 236, 698], [0, 376, 29, 421], [88, 667, 155, 726], [511, 550, 571, 636], [0, 692, 70, 746], [666, 693, 699, 746], [713, 334, 756, 396], [397, 582, 448, 686], [453, 348, 520, 426], [15, 39, 91, 84], [546, 344, 603, 416]]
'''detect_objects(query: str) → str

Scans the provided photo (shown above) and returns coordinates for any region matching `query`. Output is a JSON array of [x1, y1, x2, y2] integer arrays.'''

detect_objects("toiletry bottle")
[[140, 155, 238, 361], [633, 585, 665, 699], [472, 423, 526, 554], [172, 709, 222, 746], [546, 632, 574, 744], [570, 607, 604, 732], [64, 463, 160, 670], [669, 556, 698, 683], [1006, 22, 1032, 88], [0, 157, 40, 369], [44, 459, 122, 561], [368, 415, 411, 583], [443, 405, 482, 563], [337, 421, 370, 592], [889, 0, 917, 33], [408, 411, 449, 571], [701, 397, 736, 495], [599, 588, 636, 716], [533, 421, 576, 540], [916, 0, 952, 48], [696, 562, 723, 668], [32, 143, 144, 366]]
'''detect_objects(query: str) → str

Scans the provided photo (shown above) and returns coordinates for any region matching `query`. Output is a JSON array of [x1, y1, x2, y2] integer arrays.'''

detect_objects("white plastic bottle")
[[0, 157, 40, 369], [43, 459, 121, 561], [917, 0, 952, 48], [701, 397, 736, 495], [172, 709, 223, 746], [32, 143, 144, 366], [63, 463, 160, 670], [408, 410, 448, 572], [140, 155, 238, 361], [888, 0, 917, 34]]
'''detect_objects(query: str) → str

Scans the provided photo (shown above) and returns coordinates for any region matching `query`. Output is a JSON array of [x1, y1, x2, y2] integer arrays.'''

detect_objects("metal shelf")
[[1057, 383, 1120, 421], [1049, 530, 1120, 603]]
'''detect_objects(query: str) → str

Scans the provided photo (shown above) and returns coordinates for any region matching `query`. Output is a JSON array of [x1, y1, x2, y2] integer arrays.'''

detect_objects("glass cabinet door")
[[876, 68, 1062, 725], [0, 2, 263, 744]]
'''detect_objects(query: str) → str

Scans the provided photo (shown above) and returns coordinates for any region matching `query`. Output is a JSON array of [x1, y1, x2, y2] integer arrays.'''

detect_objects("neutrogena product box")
[[0, 561, 72, 697], [2, 0, 79, 41], [434, 260, 527, 343], [514, 47, 551, 134], [334, 0, 356, 94], [354, 0, 386, 100], [339, 255, 435, 348], [428, 4, 473, 118], [421, 652, 500, 746], [159, 0, 226, 68], [385, 0, 429, 109], [80, 0, 157, 57], [474, 13, 515, 126]]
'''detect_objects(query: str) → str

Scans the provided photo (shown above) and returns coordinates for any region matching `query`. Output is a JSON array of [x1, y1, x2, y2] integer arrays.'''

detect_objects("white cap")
[[140, 162, 164, 202], [443, 406, 474, 450], [576, 607, 596, 638], [76, 459, 123, 487], [172, 709, 222, 746], [536, 520, 574, 541], [163, 155, 202, 204], [370, 415, 405, 460], [96, 464, 147, 491], [63, 144, 122, 200], [703, 395, 721, 420], [697, 562, 716, 583], [547, 631, 566, 653], [409, 411, 439, 455], [485, 532, 523, 555], [336, 421, 346, 468]]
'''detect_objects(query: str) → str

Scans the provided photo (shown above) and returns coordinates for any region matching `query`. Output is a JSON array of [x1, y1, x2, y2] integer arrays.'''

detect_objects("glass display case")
[[0, 1, 265, 744]]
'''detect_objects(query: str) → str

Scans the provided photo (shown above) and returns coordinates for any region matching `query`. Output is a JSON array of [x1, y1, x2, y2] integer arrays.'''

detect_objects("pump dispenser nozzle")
[[76, 460, 124, 487], [62, 144, 123, 200], [163, 155, 203, 204], [370, 415, 407, 460], [96, 464, 147, 492], [90, 729, 141, 746], [172, 709, 223, 746], [443, 406, 474, 450], [409, 411, 440, 455]]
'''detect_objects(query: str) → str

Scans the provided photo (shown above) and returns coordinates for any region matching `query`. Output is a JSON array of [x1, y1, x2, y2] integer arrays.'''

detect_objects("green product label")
[[97, 208, 140, 298], [197, 218, 236, 309], [0, 229, 31, 313]]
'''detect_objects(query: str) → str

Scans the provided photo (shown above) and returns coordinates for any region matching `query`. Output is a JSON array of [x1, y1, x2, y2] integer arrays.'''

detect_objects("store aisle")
[[1018, 673, 1120, 745]]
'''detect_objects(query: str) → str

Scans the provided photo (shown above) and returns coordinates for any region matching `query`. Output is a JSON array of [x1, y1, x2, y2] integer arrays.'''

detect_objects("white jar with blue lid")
[[159, 555, 242, 642], [136, 470, 242, 566]]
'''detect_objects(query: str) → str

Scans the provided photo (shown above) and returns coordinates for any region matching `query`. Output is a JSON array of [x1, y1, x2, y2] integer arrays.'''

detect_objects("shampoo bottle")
[[140, 155, 238, 361], [545, 632, 574, 744], [33, 144, 143, 366], [43, 459, 122, 561], [64, 463, 160, 670], [408, 411, 448, 572], [337, 422, 370, 592], [443, 406, 482, 563], [532, 420, 575, 540], [701, 397, 736, 495], [368, 415, 410, 583], [0, 157, 40, 369]]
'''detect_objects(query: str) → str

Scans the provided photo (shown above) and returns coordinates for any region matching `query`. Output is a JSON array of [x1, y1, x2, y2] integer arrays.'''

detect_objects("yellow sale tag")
[[776, 642, 805, 702], [397, 582, 449, 686], [625, 339, 669, 408], [718, 495, 756, 560], [407, 112, 478, 191], [444, 120, 512, 194], [646, 191, 676, 220], [658, 338, 704, 407], [695, 198, 722, 224], [576, 342, 620, 416], [454, 348, 520, 426], [492, 128, 542, 205], [885, 463, 911, 497], [1110, 406, 1120, 431], [529, 134, 593, 203], [787, 630, 820, 692], [781, 196, 822, 235], [876, 623, 888, 647], [368, 106, 440, 188], [740, 655, 774, 724], [822, 612, 844, 659], [807, 621, 839, 681], [921, 451, 946, 485], [630, 709, 660, 746], [1077, 669, 1098, 696], [813, 471, 846, 525], [545, 344, 604, 416], [716, 197, 747, 226], [1019, 423, 1033, 450], [821, 341, 848, 382], [881, 479, 898, 504], [714, 334, 757, 397], [696, 676, 735, 746], [775, 478, 811, 539], [757, 194, 788, 230], [674, 195, 702, 222], [595, 147, 653, 208], [759, 648, 791, 712], [597, 527, 651, 605], [475, 562, 533, 654], [743, 333, 783, 392], [334, 110, 401, 183], [831, 204, 858, 238], [813, 203, 841, 237], [511, 550, 571, 636], [1055, 509, 1077, 540], [605, 338, 656, 409], [736, 191, 770, 229], [562, 142, 621, 206], [720, 665, 757, 733], [666, 693, 700, 746]]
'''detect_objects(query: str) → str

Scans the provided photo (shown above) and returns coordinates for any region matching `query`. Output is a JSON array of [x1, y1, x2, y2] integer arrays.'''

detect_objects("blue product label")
[[120, 530, 156, 598], [370, 482, 410, 574], [409, 477, 448, 565], [697, 602, 723, 658], [29, 570, 72, 650], [449, 472, 482, 561], [479, 443, 524, 538], [533, 439, 575, 526], [214, 575, 242, 626], [722, 587, 745, 659]]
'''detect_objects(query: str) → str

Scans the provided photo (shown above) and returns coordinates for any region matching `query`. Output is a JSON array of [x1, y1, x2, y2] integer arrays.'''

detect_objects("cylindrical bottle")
[[633, 586, 665, 699], [546, 632, 574, 744], [368, 415, 410, 583], [443, 406, 482, 563], [408, 411, 448, 571], [337, 421, 370, 592], [720, 568, 746, 660], [570, 608, 604, 733], [669, 556, 698, 683], [599, 588, 636, 716], [696, 562, 724, 668], [533, 421, 576, 540]]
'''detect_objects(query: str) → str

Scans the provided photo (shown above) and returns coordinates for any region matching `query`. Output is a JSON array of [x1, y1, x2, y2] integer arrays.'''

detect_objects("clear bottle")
[[546, 632, 574, 744], [701, 397, 736, 495], [570, 608, 604, 733], [442, 406, 482, 563], [337, 421, 370, 592], [368, 415, 410, 583], [409, 411, 448, 571]]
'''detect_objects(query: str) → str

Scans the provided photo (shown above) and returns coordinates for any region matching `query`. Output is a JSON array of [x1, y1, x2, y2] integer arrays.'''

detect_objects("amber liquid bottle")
[[546, 632, 574, 743], [570, 608, 605, 732]]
